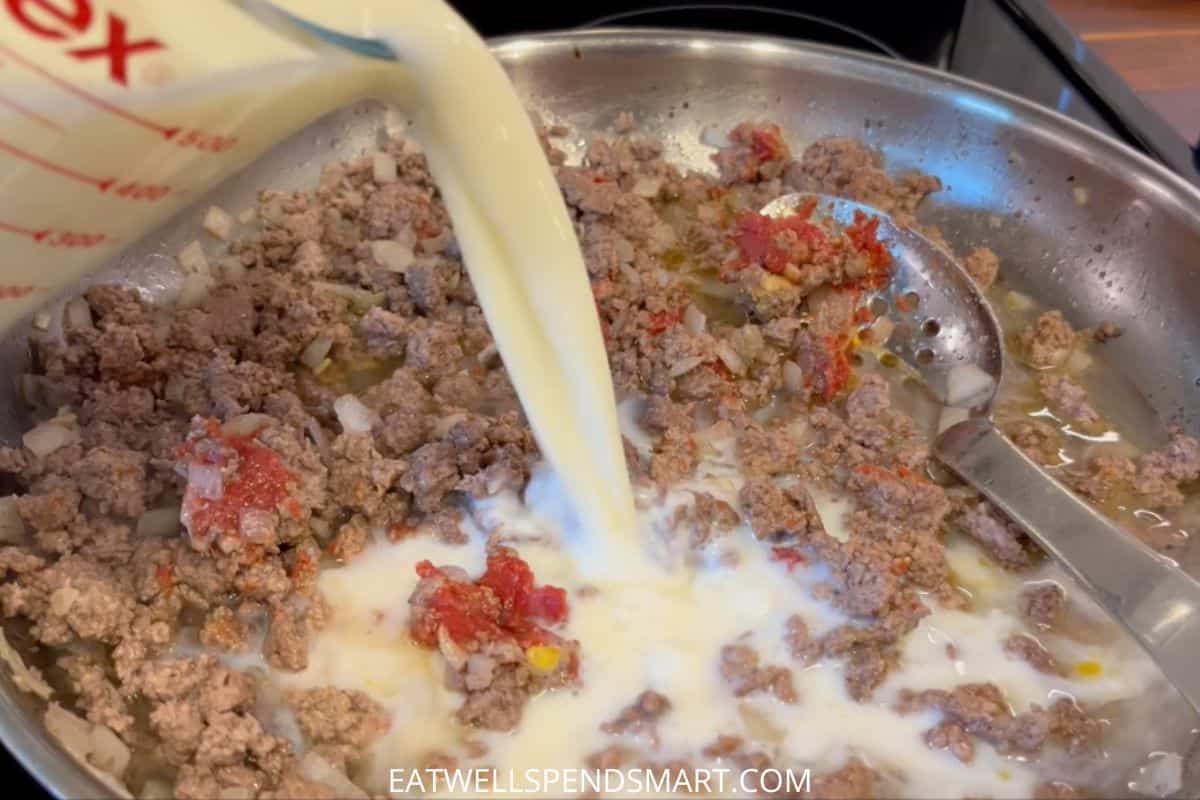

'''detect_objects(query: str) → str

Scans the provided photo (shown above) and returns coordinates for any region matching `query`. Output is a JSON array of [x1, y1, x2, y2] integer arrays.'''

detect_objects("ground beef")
[[1007, 418, 1065, 466], [600, 690, 671, 742], [924, 720, 975, 763], [957, 501, 1038, 569], [738, 479, 822, 542], [736, 420, 801, 476], [69, 446, 148, 518], [787, 137, 940, 219], [1134, 430, 1200, 509], [810, 758, 877, 800], [668, 491, 741, 550], [719, 644, 797, 703], [200, 605, 249, 652], [0, 116, 1174, 800], [962, 247, 1000, 290], [896, 682, 1059, 756], [287, 687, 390, 764], [264, 601, 310, 672], [358, 307, 408, 358], [1003, 632, 1062, 676], [328, 516, 370, 563], [1019, 581, 1066, 628], [1018, 311, 1076, 369], [1039, 374, 1100, 426]]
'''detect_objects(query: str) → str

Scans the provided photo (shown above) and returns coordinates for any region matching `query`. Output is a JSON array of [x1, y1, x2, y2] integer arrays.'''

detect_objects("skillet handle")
[[935, 417, 1200, 714]]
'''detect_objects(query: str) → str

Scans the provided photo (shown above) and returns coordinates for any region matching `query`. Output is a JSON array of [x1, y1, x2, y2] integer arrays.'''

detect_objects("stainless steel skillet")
[[2, 28, 1200, 798]]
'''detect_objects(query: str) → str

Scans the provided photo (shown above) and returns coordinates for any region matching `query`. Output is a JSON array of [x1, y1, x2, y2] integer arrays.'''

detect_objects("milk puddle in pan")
[[251, 406, 1163, 800]]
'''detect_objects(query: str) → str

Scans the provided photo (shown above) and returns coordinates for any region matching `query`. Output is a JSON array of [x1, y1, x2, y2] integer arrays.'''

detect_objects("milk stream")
[[0, 0, 639, 576]]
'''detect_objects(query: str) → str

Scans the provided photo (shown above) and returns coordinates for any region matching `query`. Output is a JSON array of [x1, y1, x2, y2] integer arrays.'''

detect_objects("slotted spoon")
[[763, 192, 1200, 714]]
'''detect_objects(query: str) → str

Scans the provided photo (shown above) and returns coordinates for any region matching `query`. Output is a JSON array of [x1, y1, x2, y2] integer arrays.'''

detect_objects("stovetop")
[[456, 0, 1200, 187], [3, 0, 1199, 796]]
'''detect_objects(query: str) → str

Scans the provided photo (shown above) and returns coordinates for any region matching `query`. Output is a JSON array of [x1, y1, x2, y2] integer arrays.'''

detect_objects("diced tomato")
[[748, 124, 790, 163], [770, 546, 807, 571], [732, 211, 827, 274], [844, 210, 892, 287], [648, 308, 682, 335], [812, 335, 851, 403], [178, 420, 297, 547], [411, 549, 570, 652]]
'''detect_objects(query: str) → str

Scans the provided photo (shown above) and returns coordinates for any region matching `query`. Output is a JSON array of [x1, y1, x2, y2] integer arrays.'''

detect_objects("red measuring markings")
[[0, 91, 63, 131], [0, 285, 36, 300], [0, 43, 177, 138], [0, 45, 239, 152], [0, 136, 169, 200], [0, 220, 107, 248]]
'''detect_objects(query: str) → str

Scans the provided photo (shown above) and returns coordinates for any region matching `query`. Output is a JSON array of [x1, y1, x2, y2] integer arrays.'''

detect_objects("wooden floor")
[[1048, 0, 1200, 144]]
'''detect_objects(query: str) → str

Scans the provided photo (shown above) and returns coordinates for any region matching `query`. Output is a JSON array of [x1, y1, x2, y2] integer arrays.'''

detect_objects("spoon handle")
[[935, 417, 1200, 713]]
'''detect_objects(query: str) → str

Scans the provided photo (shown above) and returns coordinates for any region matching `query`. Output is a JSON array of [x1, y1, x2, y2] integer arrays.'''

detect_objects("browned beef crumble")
[[0, 113, 1185, 799]]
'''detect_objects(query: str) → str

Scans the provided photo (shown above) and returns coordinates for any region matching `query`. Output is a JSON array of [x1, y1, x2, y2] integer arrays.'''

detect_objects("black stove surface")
[[454, 0, 1200, 185], [3, 1, 1199, 797]]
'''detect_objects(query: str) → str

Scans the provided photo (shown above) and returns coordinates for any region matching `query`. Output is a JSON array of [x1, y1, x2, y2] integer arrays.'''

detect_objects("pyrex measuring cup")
[[0, 0, 402, 331]]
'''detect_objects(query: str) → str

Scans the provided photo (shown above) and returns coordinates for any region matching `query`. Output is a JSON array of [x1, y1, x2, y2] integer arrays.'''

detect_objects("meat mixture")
[[0, 114, 1194, 800]]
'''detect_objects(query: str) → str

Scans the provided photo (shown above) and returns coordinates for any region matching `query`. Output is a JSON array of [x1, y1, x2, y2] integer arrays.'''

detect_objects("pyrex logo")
[[5, 0, 164, 86]]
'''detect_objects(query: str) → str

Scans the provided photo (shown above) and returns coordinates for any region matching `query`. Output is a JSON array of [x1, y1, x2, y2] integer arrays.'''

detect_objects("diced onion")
[[0, 627, 51, 699], [136, 506, 181, 537], [334, 394, 376, 435], [371, 240, 415, 273], [312, 281, 385, 311], [730, 324, 764, 362], [177, 273, 214, 308], [297, 753, 367, 800], [238, 508, 276, 543], [64, 298, 94, 331], [782, 360, 804, 394], [216, 257, 247, 283], [1004, 291, 1035, 312], [868, 316, 895, 347], [632, 176, 661, 198], [22, 419, 78, 457], [669, 355, 705, 377], [32, 311, 51, 331], [202, 205, 235, 241], [177, 240, 209, 275], [221, 413, 274, 437], [945, 364, 996, 407], [299, 336, 334, 370], [237, 207, 257, 225], [683, 304, 707, 335], [187, 463, 224, 501], [714, 341, 747, 376], [0, 497, 25, 543], [45, 704, 132, 797], [372, 151, 398, 184]]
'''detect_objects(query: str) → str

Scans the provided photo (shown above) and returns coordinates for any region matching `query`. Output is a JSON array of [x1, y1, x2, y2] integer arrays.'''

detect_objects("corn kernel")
[[527, 645, 561, 674], [997, 770, 1012, 781], [1075, 660, 1103, 678]]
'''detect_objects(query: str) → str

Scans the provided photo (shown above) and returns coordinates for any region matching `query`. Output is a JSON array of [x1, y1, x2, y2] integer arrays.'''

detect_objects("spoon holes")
[[915, 348, 935, 366], [896, 290, 921, 313], [921, 318, 941, 337]]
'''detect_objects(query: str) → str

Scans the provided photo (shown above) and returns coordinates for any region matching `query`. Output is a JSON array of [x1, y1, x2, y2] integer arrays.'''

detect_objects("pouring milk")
[[0, 0, 638, 575]]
